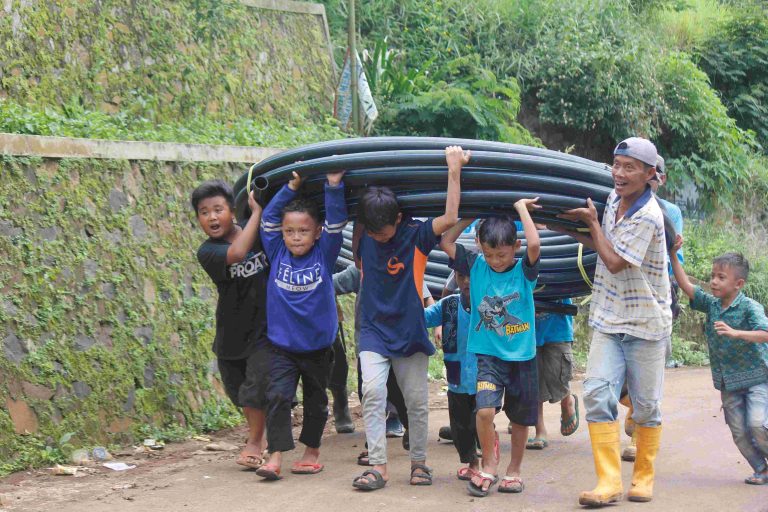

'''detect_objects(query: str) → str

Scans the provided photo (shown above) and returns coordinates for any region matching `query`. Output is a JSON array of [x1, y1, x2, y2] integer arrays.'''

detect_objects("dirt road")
[[1, 368, 766, 512]]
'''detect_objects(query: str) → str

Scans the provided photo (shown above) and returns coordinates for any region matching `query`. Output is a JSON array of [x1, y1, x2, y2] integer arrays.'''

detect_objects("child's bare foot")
[[457, 459, 480, 480], [352, 464, 388, 491], [560, 393, 579, 436], [236, 441, 266, 469], [410, 461, 433, 485], [291, 447, 324, 474], [745, 469, 768, 485], [255, 451, 282, 480]]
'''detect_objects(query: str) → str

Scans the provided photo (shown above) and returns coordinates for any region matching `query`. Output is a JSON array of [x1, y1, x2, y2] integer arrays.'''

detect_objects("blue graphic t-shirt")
[[535, 298, 574, 347], [358, 217, 439, 357], [425, 294, 476, 394], [451, 243, 539, 361], [260, 183, 347, 353]]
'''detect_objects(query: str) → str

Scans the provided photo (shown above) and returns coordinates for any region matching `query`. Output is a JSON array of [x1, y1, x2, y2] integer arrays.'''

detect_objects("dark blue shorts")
[[475, 354, 539, 427]]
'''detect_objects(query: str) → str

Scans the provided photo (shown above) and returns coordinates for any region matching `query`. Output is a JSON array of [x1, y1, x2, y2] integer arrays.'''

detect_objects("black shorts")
[[217, 346, 270, 409], [475, 354, 539, 427]]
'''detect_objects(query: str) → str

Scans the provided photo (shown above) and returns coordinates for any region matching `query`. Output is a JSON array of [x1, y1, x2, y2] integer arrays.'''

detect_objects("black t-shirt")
[[196, 222, 269, 359]]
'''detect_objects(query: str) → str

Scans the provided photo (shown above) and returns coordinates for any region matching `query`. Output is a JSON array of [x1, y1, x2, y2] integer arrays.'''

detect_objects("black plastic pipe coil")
[[234, 137, 612, 311]]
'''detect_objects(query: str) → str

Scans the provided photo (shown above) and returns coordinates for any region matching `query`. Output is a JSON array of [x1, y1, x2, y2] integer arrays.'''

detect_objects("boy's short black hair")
[[191, 179, 234, 213], [476, 215, 518, 248], [282, 197, 321, 224], [359, 186, 400, 233], [713, 252, 750, 281]]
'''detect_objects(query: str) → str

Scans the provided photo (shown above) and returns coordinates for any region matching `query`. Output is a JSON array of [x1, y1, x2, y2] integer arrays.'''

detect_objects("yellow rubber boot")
[[628, 425, 662, 502], [579, 421, 623, 507]]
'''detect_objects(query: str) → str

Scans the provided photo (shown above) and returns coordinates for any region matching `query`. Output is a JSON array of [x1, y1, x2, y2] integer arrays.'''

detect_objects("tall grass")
[[651, 0, 732, 50]]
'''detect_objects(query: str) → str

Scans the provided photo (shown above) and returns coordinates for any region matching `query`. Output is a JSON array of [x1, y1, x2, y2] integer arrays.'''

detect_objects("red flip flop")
[[291, 462, 324, 475]]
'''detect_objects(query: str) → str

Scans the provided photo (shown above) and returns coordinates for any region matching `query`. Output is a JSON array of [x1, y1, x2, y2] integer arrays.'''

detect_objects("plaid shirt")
[[589, 188, 672, 341], [690, 287, 768, 391]]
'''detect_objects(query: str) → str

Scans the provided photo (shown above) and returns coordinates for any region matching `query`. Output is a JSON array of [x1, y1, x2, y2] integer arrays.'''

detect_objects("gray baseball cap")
[[614, 137, 658, 167], [656, 155, 666, 175]]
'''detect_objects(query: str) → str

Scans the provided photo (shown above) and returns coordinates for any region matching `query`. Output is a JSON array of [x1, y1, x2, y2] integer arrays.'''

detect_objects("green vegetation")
[[0, 0, 335, 123], [320, 0, 767, 209], [0, 98, 345, 149]]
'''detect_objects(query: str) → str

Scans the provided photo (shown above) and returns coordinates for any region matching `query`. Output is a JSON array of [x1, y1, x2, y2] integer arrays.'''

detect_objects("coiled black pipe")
[[234, 136, 614, 303]]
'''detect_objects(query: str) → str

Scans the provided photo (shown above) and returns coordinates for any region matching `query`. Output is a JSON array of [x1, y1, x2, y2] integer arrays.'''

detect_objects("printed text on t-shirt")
[[228, 251, 268, 279], [275, 262, 323, 292]]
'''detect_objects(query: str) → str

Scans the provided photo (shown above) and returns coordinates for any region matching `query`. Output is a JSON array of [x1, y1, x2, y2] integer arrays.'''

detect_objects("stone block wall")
[[0, 0, 336, 121], [0, 143, 262, 465]]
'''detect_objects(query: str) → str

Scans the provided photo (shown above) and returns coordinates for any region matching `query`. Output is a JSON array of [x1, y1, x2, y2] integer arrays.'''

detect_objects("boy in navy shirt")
[[192, 180, 269, 470], [442, 201, 541, 497], [256, 170, 347, 480], [351, 146, 465, 491]]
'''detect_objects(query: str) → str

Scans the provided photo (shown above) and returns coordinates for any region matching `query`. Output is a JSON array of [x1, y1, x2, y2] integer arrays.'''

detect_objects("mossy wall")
[[0, 0, 335, 121], [0, 154, 241, 466]]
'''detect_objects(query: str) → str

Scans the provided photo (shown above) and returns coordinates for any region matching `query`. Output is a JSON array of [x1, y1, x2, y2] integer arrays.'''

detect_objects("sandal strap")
[[410, 463, 432, 476]]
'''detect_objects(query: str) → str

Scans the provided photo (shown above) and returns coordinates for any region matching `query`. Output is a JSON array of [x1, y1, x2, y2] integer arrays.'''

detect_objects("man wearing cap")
[[560, 137, 672, 506], [619, 155, 685, 463]]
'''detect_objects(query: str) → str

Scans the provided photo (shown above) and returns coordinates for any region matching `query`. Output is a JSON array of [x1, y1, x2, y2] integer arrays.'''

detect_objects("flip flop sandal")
[[457, 466, 478, 481], [560, 394, 580, 437], [525, 437, 548, 450], [291, 462, 324, 475], [745, 472, 768, 485], [236, 454, 265, 470], [357, 450, 372, 466], [255, 464, 282, 480], [467, 471, 498, 497], [499, 475, 525, 493], [353, 469, 387, 491], [410, 464, 433, 486]]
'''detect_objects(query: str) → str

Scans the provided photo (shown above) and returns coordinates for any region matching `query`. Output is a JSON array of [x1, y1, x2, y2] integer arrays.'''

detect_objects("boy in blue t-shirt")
[[350, 146, 466, 491], [442, 199, 541, 497], [525, 299, 578, 450], [256, 170, 346, 481], [425, 269, 480, 481]]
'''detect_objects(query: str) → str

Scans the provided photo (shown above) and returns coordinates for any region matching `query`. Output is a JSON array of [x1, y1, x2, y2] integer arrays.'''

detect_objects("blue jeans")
[[584, 331, 667, 426], [721, 383, 768, 473]]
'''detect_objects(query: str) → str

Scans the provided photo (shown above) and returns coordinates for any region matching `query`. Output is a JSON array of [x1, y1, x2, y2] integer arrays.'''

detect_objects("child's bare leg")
[[264, 450, 282, 470], [298, 446, 320, 464], [561, 393, 576, 425], [533, 402, 547, 439], [506, 423, 527, 477], [470, 408, 498, 491], [243, 407, 266, 454]]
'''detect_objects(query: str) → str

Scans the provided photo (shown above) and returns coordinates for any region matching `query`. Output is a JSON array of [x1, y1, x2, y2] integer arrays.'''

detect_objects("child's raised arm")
[[227, 191, 262, 264], [439, 218, 475, 260], [514, 198, 542, 264], [432, 146, 467, 236], [319, 171, 347, 266], [670, 234, 695, 300], [260, 171, 302, 260]]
